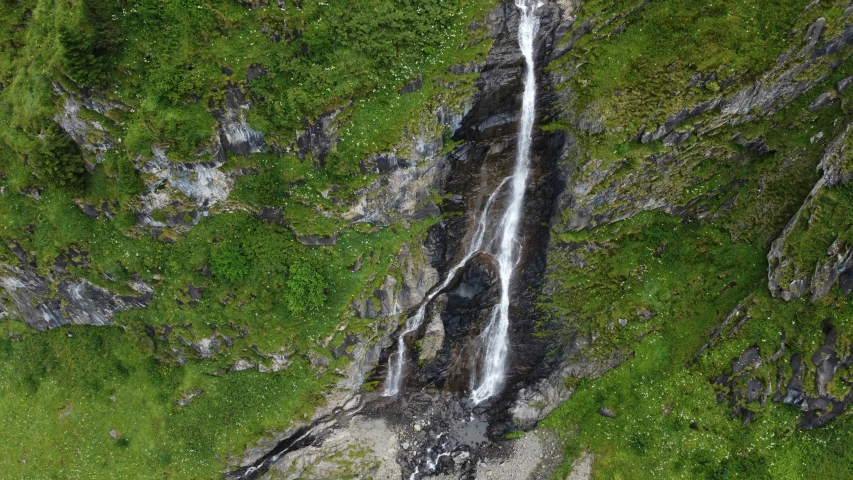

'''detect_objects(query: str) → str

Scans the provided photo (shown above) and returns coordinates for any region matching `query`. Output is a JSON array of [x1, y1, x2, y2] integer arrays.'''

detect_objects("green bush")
[[285, 261, 325, 314], [210, 242, 249, 283]]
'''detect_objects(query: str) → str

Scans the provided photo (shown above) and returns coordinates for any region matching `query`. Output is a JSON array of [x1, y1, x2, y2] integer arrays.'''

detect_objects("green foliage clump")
[[285, 261, 326, 314], [210, 242, 250, 283]]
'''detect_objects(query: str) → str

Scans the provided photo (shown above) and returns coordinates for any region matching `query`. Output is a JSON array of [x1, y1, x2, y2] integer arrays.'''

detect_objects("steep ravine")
[[227, 2, 577, 479]]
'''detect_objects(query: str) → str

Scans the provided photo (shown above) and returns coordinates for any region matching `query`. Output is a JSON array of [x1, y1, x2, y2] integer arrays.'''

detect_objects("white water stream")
[[384, 0, 540, 404], [383, 177, 511, 397], [469, 0, 540, 405]]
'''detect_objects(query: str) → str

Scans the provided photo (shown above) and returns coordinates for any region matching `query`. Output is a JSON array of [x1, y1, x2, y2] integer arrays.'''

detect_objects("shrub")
[[285, 261, 325, 314], [210, 243, 249, 283]]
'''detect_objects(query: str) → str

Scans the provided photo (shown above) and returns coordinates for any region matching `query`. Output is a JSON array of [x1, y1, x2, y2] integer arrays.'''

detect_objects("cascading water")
[[384, 177, 511, 397], [470, 0, 540, 405], [385, 0, 541, 401]]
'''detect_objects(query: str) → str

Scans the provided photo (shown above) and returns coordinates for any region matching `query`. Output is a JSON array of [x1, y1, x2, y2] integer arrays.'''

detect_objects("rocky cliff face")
[[768, 123, 853, 301], [0, 244, 152, 331]]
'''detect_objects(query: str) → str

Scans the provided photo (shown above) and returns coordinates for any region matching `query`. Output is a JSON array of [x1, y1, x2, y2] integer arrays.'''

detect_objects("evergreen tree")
[[29, 123, 86, 190], [117, 155, 144, 197], [58, 0, 123, 86]]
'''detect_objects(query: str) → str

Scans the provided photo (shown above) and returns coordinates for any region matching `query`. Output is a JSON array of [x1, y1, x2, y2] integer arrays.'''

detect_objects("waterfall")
[[383, 177, 511, 397], [384, 0, 540, 401], [470, 0, 540, 405]]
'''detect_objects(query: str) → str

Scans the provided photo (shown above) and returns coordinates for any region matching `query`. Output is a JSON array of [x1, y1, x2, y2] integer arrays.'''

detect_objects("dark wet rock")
[[449, 63, 482, 75], [296, 107, 346, 167], [455, 4, 561, 142], [246, 64, 268, 82], [221, 65, 233, 76], [715, 324, 853, 430], [213, 84, 265, 156], [745, 378, 763, 403], [837, 75, 853, 93], [546, 16, 592, 64], [399, 74, 423, 94], [373, 154, 411, 173], [297, 234, 337, 246], [79, 203, 100, 219], [407, 201, 441, 221], [732, 346, 762, 373], [188, 284, 204, 301]]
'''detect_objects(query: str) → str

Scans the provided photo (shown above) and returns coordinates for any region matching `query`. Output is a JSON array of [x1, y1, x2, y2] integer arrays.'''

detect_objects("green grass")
[[0, 196, 440, 476], [541, 212, 853, 479], [0, 325, 331, 479]]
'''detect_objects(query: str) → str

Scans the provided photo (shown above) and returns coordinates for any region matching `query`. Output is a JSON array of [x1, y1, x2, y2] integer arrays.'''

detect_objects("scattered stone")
[[452, 450, 470, 464], [617, 318, 628, 327], [110, 395, 116, 402], [836, 75, 853, 93], [803, 17, 826, 44], [109, 429, 120, 440], [177, 389, 203, 407], [807, 92, 835, 112], [598, 407, 616, 418], [230, 359, 255, 372], [402, 441, 410, 450]]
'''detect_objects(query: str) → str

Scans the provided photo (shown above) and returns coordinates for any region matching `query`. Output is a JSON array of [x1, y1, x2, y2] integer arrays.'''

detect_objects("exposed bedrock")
[[378, 0, 568, 414]]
